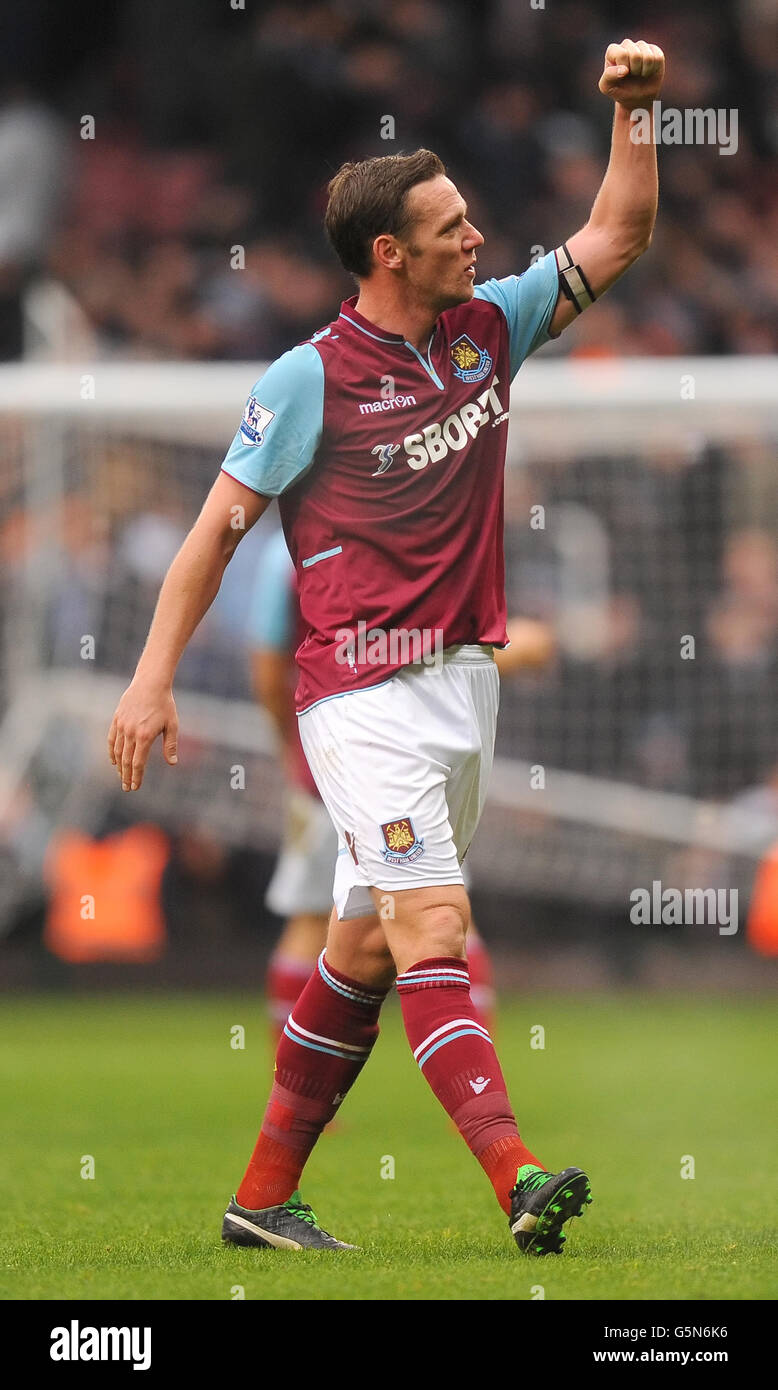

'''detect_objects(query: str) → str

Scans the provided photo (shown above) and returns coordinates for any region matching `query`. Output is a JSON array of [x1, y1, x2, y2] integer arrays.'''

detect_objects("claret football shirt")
[[221, 251, 560, 712]]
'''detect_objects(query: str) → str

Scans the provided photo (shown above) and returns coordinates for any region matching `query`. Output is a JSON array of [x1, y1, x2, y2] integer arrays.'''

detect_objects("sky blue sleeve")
[[220, 341, 324, 497], [474, 250, 560, 380], [245, 529, 295, 649]]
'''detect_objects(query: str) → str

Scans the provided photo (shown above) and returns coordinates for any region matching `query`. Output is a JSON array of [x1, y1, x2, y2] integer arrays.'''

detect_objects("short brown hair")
[[325, 149, 446, 279]]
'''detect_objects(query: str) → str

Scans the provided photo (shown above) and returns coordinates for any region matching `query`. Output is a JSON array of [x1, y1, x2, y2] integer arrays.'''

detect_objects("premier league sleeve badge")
[[239, 396, 276, 446]]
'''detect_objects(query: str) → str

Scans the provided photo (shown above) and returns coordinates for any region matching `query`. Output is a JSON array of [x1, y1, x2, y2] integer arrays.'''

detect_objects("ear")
[[372, 233, 404, 272]]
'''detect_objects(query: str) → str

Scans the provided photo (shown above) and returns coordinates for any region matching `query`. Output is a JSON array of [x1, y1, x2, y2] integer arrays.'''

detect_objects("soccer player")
[[249, 531, 550, 1040], [108, 39, 665, 1255]]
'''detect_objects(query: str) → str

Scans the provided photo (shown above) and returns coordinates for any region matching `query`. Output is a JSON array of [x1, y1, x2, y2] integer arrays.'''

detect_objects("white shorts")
[[298, 645, 499, 921], [265, 788, 339, 918]]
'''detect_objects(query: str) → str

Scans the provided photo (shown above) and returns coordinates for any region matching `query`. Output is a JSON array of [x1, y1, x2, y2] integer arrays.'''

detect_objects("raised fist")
[[599, 39, 665, 111]]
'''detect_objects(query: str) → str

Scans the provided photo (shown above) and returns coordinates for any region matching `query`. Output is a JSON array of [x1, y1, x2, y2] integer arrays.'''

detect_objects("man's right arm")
[[107, 341, 325, 793], [108, 471, 271, 792]]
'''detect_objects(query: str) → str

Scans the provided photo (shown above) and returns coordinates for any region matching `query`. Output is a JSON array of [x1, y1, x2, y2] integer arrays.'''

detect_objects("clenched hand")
[[599, 39, 665, 111]]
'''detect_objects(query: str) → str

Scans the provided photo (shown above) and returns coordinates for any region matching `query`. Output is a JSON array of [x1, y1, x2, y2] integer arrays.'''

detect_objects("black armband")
[[554, 243, 596, 314]]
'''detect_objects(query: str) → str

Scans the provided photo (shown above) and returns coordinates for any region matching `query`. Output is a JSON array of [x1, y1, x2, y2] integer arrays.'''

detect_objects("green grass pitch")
[[0, 992, 774, 1301]]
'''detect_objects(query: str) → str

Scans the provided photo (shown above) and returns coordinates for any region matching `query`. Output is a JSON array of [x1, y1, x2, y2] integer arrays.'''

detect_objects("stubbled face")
[[394, 175, 485, 310]]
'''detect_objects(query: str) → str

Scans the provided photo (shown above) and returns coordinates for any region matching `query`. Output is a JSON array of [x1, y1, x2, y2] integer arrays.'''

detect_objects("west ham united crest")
[[380, 817, 425, 865], [450, 333, 492, 383]]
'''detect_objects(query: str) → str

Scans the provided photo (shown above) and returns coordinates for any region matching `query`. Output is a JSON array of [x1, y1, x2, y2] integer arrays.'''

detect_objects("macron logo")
[[469, 1076, 491, 1095], [50, 1321, 151, 1372], [359, 394, 417, 414]]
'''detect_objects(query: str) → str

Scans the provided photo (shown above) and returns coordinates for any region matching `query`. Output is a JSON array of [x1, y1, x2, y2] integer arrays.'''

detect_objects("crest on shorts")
[[239, 396, 275, 446], [380, 817, 425, 865], [450, 334, 492, 383]]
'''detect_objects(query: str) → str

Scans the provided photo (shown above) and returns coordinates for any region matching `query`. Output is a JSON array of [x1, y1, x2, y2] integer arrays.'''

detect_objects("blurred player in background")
[[109, 39, 664, 1257], [250, 528, 556, 1042], [248, 528, 340, 1039]]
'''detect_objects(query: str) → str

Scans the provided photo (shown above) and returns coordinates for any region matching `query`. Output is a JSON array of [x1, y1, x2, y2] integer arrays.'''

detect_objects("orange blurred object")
[[746, 841, 778, 957], [44, 825, 170, 963]]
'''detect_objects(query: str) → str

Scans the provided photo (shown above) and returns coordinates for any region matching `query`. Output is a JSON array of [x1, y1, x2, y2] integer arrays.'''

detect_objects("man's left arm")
[[549, 38, 665, 337]]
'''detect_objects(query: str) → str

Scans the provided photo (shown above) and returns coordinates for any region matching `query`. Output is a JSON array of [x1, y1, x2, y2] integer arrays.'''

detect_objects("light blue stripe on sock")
[[317, 955, 359, 1002], [318, 970, 354, 1003], [417, 1027, 488, 1069], [397, 974, 469, 987], [398, 971, 468, 980], [318, 954, 381, 1005], [282, 1023, 355, 1061]]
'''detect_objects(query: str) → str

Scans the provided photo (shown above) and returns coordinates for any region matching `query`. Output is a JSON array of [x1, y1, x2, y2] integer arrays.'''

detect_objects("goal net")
[[1, 358, 776, 933]]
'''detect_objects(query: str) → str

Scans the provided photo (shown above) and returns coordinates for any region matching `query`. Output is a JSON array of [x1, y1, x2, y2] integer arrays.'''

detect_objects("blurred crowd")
[[3, 428, 776, 805], [501, 436, 778, 805], [5, 427, 778, 960], [1, 0, 777, 361], [2, 1, 778, 967]]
